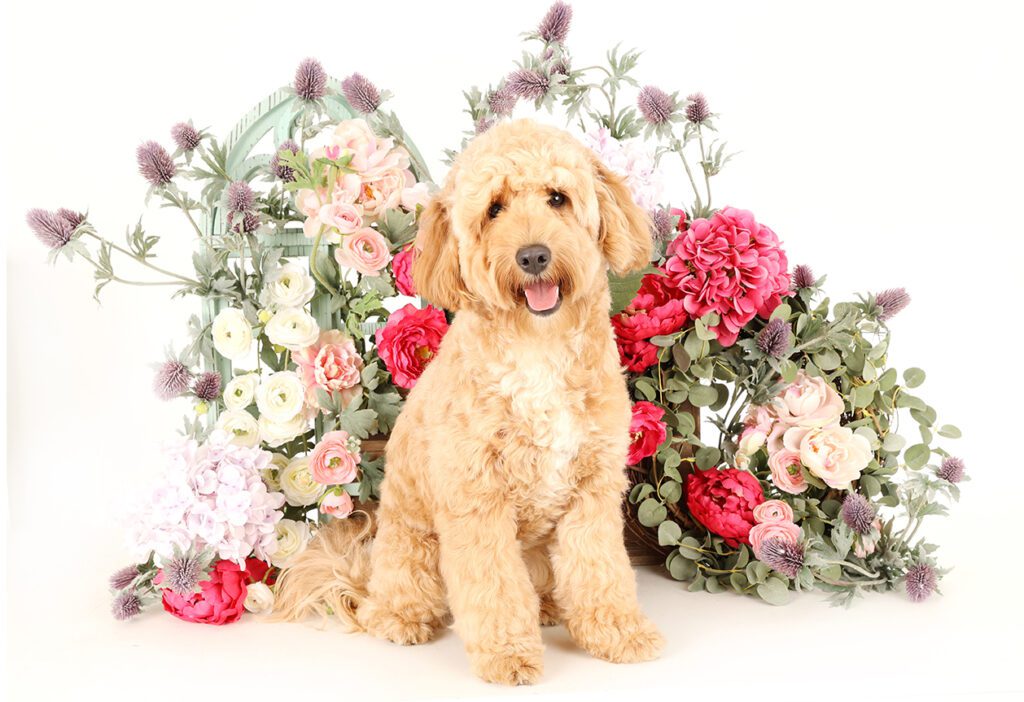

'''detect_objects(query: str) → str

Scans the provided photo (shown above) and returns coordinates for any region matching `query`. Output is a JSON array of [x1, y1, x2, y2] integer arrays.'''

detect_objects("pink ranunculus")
[[767, 448, 808, 494], [401, 182, 430, 212], [664, 207, 790, 346], [744, 405, 776, 437], [375, 304, 449, 389], [309, 430, 360, 485], [361, 168, 413, 217], [749, 520, 802, 561], [318, 202, 363, 236], [627, 401, 667, 465], [296, 188, 325, 218], [392, 244, 416, 296], [320, 490, 354, 518], [292, 331, 364, 410], [753, 499, 794, 524], [334, 227, 391, 277]]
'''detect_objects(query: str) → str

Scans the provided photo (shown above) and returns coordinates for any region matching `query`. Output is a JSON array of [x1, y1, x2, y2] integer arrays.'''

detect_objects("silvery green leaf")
[[903, 367, 926, 388], [904, 443, 931, 469], [757, 577, 791, 605], [658, 520, 682, 546], [637, 498, 666, 527]]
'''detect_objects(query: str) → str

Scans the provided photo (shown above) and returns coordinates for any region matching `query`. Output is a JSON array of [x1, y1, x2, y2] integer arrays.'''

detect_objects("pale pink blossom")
[[296, 188, 324, 218], [767, 448, 808, 494], [799, 425, 871, 489], [318, 202, 363, 236], [334, 227, 391, 276], [749, 520, 801, 561], [753, 499, 794, 524], [309, 430, 360, 485], [401, 182, 430, 212], [767, 371, 845, 453], [320, 491, 354, 518], [292, 330, 364, 409]]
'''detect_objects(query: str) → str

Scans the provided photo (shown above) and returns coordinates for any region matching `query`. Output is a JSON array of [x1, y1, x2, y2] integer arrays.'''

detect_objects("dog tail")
[[270, 508, 375, 632]]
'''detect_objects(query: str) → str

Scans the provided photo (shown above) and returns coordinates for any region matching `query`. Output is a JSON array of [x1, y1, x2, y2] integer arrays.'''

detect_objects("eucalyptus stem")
[[83, 231, 199, 286]]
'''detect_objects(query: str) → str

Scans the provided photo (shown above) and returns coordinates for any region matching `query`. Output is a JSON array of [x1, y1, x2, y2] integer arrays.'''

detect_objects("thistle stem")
[[697, 126, 712, 207], [83, 231, 199, 286]]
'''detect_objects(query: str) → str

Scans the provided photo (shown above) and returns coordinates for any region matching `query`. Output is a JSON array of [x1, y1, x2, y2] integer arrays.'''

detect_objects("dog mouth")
[[522, 280, 562, 316]]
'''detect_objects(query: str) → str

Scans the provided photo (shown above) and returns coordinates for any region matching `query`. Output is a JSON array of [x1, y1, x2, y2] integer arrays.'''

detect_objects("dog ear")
[[411, 188, 467, 311], [592, 158, 652, 276]]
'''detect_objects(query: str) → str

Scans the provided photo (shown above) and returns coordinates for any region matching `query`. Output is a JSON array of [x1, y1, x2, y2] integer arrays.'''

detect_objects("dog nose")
[[516, 245, 551, 275]]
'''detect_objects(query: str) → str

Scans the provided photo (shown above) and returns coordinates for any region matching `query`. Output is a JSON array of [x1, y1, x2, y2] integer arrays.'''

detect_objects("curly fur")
[[273, 119, 663, 685]]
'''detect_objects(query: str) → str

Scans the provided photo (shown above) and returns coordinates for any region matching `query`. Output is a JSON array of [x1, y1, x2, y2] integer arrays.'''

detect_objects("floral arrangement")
[[29, 2, 965, 623]]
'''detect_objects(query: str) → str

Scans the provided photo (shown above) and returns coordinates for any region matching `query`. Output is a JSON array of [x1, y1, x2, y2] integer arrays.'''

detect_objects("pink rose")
[[753, 499, 794, 524], [318, 202, 363, 236], [320, 490, 354, 518], [392, 245, 416, 296], [292, 331, 364, 410], [309, 430, 361, 485], [334, 227, 391, 277], [749, 520, 802, 560], [767, 449, 808, 494]]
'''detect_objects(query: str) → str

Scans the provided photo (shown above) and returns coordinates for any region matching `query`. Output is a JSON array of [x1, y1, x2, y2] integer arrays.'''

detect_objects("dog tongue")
[[524, 281, 560, 312]]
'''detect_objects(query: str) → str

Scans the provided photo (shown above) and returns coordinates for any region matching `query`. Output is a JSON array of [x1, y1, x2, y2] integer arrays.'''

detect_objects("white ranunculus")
[[270, 519, 311, 568], [278, 456, 326, 506], [265, 307, 320, 351], [243, 581, 275, 614], [214, 409, 261, 448], [255, 371, 305, 422], [258, 413, 309, 448], [799, 425, 872, 489], [212, 308, 253, 361], [223, 373, 259, 411], [260, 262, 316, 310], [261, 452, 289, 492]]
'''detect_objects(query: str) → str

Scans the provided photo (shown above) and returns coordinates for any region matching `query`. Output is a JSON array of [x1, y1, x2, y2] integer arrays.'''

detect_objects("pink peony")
[[612, 270, 688, 372], [320, 490, 354, 518], [158, 558, 268, 626], [292, 331, 364, 410], [309, 430, 361, 485], [753, 499, 794, 524], [616, 338, 659, 373], [334, 227, 391, 277], [686, 468, 765, 547], [627, 401, 667, 465], [392, 244, 416, 296], [749, 520, 802, 561], [766, 371, 846, 453], [375, 304, 449, 389], [664, 207, 790, 346], [767, 448, 808, 494]]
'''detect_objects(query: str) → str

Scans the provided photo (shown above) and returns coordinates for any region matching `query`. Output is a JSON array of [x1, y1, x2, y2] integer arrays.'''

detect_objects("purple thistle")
[[685, 93, 711, 124], [876, 288, 911, 321], [136, 141, 176, 186], [650, 208, 674, 241], [294, 58, 327, 101], [841, 493, 877, 535], [904, 563, 937, 603], [475, 117, 495, 135], [488, 86, 518, 117], [271, 140, 300, 182], [937, 456, 965, 484], [109, 565, 139, 590], [637, 85, 675, 125], [193, 371, 222, 401], [226, 181, 255, 213], [154, 359, 193, 400], [759, 537, 805, 578], [505, 69, 550, 101], [757, 318, 791, 358], [792, 264, 815, 290], [341, 72, 381, 114], [538, 1, 573, 43], [230, 210, 261, 234], [551, 58, 571, 76], [57, 208, 86, 229], [111, 590, 142, 621], [162, 551, 206, 596], [26, 209, 75, 250], [170, 122, 201, 151]]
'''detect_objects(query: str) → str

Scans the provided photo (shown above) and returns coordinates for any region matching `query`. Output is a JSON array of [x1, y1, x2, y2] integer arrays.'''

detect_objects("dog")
[[274, 119, 664, 684]]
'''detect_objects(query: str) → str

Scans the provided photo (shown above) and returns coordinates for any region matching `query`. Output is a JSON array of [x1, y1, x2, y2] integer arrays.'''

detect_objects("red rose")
[[159, 558, 269, 625], [391, 244, 416, 297], [686, 468, 765, 547], [627, 401, 667, 465], [375, 304, 449, 389], [617, 338, 659, 372]]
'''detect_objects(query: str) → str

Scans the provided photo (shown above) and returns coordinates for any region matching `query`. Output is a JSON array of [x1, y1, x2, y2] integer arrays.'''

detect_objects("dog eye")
[[548, 191, 567, 208], [487, 202, 503, 219]]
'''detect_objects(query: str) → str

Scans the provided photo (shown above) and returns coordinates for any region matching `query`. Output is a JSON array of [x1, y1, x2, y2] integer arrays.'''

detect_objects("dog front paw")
[[538, 594, 561, 627], [360, 603, 438, 646], [470, 642, 544, 685], [568, 610, 664, 663]]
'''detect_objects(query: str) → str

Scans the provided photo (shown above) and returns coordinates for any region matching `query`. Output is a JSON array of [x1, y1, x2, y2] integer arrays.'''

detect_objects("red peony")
[[617, 338, 659, 372], [612, 270, 688, 373], [627, 401, 667, 465], [670, 207, 687, 232], [664, 207, 790, 346], [686, 468, 765, 547], [391, 244, 416, 297], [159, 558, 269, 625], [375, 303, 449, 389]]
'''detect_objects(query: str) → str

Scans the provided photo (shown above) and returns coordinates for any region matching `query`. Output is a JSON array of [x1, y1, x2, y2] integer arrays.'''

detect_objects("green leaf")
[[671, 345, 691, 371], [688, 384, 718, 407], [937, 424, 962, 439], [650, 334, 676, 347], [675, 411, 696, 436], [668, 551, 697, 580], [770, 304, 791, 321], [814, 349, 842, 371], [634, 377, 656, 401], [852, 383, 877, 409], [608, 267, 656, 314], [905, 443, 931, 469], [637, 498, 667, 527], [756, 577, 792, 605], [695, 446, 721, 470], [882, 433, 906, 452], [860, 473, 881, 497], [658, 479, 682, 503], [658, 520, 682, 546], [903, 367, 926, 388]]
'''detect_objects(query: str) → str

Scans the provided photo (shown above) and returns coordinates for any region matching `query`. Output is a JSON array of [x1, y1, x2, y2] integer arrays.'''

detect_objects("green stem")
[[697, 126, 712, 207], [675, 143, 704, 214], [83, 231, 199, 285], [308, 226, 336, 294], [815, 574, 886, 588], [825, 559, 880, 579], [78, 252, 183, 287]]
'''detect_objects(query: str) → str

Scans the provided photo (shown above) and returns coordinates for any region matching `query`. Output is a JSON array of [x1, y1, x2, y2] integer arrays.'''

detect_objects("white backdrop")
[[3, 1, 1023, 700]]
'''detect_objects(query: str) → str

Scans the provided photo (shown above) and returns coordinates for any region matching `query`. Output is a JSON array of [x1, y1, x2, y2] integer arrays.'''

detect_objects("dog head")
[[412, 119, 651, 318]]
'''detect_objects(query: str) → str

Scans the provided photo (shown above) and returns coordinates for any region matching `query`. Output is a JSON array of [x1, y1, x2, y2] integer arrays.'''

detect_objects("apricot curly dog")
[[274, 119, 664, 684]]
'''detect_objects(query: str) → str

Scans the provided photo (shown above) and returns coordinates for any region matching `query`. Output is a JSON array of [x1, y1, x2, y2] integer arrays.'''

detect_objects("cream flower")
[[214, 409, 261, 448], [799, 425, 872, 489], [243, 581, 275, 614], [265, 307, 320, 351], [279, 456, 327, 506], [260, 262, 316, 310], [212, 308, 253, 361], [270, 519, 311, 568], [255, 371, 305, 422], [768, 371, 846, 453], [261, 453, 289, 492], [223, 373, 259, 411], [258, 412, 309, 448]]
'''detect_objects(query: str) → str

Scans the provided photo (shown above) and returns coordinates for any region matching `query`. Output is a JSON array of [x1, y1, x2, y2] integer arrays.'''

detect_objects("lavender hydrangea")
[[876, 287, 911, 321], [538, 1, 573, 43], [488, 86, 518, 117], [294, 58, 327, 101], [759, 537, 805, 578], [341, 72, 381, 114], [26, 208, 77, 250], [841, 493, 877, 535], [136, 141, 176, 186], [505, 69, 550, 101], [193, 371, 222, 401], [685, 92, 711, 124], [109, 565, 139, 590], [111, 590, 142, 621], [154, 360, 193, 400], [637, 85, 675, 126], [938, 456, 965, 484], [904, 563, 937, 602], [792, 264, 815, 290], [170, 122, 201, 152], [225, 180, 255, 213], [271, 140, 300, 182], [757, 318, 791, 358]]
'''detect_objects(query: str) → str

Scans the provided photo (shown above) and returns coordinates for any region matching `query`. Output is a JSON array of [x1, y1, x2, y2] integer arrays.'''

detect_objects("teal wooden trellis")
[[200, 77, 431, 433]]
